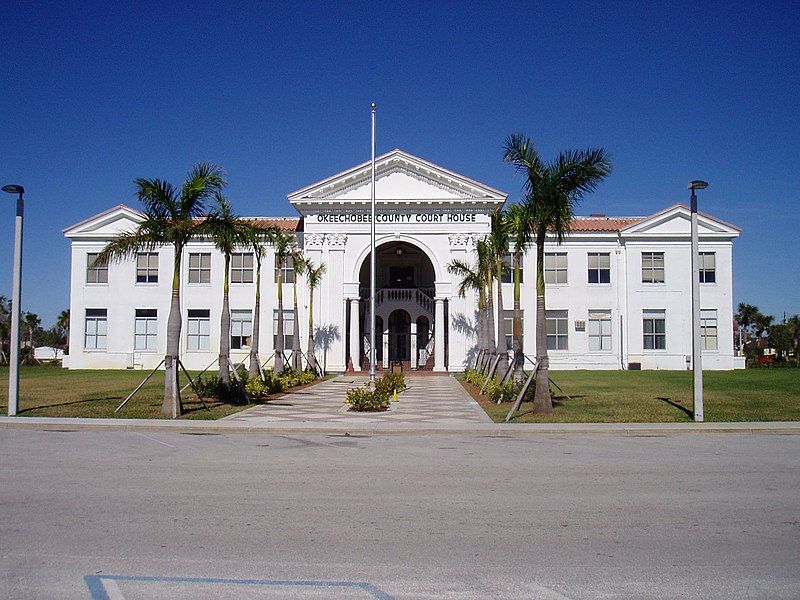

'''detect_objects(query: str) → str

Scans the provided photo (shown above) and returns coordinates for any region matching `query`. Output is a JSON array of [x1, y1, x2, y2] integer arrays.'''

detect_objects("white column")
[[410, 320, 418, 369], [434, 298, 446, 372], [349, 298, 361, 371], [382, 325, 389, 369]]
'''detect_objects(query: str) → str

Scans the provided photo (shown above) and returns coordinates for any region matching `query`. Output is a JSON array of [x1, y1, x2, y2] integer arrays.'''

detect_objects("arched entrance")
[[356, 240, 438, 369]]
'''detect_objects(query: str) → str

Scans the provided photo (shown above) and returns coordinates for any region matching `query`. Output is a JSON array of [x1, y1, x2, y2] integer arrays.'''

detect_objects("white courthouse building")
[[64, 149, 741, 372]]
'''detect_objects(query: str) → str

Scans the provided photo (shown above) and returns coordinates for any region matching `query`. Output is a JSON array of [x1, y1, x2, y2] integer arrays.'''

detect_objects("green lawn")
[[0, 366, 291, 419], [460, 369, 800, 423]]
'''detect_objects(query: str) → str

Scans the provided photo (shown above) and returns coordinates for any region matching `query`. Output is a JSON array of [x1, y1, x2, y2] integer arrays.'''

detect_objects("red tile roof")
[[245, 217, 302, 232], [569, 217, 643, 232]]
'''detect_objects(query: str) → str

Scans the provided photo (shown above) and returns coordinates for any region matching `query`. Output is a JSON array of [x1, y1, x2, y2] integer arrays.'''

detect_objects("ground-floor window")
[[588, 310, 612, 351], [187, 309, 210, 350], [643, 309, 666, 350], [701, 309, 718, 350], [85, 308, 107, 350], [231, 309, 252, 349], [273, 309, 294, 349], [546, 310, 569, 350], [134, 309, 157, 351]]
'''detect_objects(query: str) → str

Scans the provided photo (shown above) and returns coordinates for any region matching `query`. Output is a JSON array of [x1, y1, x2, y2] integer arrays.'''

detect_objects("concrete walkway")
[[222, 374, 493, 425]]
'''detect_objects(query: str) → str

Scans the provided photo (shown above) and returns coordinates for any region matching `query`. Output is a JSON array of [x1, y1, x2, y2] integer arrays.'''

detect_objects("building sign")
[[315, 212, 478, 224]]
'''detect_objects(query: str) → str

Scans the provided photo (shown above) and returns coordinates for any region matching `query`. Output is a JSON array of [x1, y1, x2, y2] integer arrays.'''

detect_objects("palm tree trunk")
[[486, 279, 497, 356], [307, 286, 317, 373], [534, 234, 553, 413], [163, 246, 183, 417], [512, 250, 524, 383], [275, 260, 285, 375], [219, 254, 231, 384], [475, 287, 486, 369], [496, 259, 508, 376], [249, 255, 261, 378], [291, 279, 301, 370]]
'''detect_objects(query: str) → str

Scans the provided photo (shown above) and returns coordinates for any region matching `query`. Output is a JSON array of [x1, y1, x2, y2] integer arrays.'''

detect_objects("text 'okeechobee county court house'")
[[64, 149, 742, 373]]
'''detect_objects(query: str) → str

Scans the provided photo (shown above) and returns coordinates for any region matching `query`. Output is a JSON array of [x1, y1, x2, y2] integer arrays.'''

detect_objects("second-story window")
[[86, 253, 108, 284], [544, 253, 568, 284], [136, 253, 158, 283], [231, 253, 254, 284], [699, 252, 716, 283], [642, 252, 665, 284], [588, 253, 611, 284], [188, 253, 211, 284]]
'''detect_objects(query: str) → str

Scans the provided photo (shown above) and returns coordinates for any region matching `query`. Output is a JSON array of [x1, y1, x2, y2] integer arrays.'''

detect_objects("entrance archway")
[[355, 240, 438, 369]]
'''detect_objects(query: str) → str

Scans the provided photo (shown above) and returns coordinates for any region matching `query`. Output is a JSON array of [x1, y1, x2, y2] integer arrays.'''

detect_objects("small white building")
[[63, 149, 741, 372]]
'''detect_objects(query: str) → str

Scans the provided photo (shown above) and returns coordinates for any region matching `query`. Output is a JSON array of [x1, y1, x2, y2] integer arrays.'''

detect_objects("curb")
[[1, 417, 799, 436]]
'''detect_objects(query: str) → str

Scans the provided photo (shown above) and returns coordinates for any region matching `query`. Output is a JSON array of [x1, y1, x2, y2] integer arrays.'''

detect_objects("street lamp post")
[[3, 184, 25, 416], [689, 180, 708, 422]]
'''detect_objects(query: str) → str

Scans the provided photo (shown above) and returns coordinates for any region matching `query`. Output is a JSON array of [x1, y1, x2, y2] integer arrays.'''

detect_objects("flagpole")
[[370, 102, 377, 382]]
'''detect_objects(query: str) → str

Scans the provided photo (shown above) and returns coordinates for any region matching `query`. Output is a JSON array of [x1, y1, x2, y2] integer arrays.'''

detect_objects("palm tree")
[[203, 194, 250, 385], [505, 202, 534, 382], [753, 313, 773, 340], [735, 303, 759, 350], [447, 243, 492, 364], [243, 224, 279, 379], [22, 312, 41, 350], [272, 232, 295, 375], [0, 296, 9, 363], [56, 309, 70, 354], [305, 259, 327, 374], [488, 209, 510, 376], [477, 238, 497, 362], [99, 163, 225, 417], [290, 251, 307, 370], [504, 134, 612, 413]]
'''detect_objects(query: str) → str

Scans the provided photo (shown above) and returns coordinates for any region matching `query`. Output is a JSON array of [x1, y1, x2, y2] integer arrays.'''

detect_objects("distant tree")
[[753, 313, 774, 340], [0, 296, 9, 363], [22, 312, 41, 350], [768, 323, 793, 360], [56, 309, 70, 354], [787, 315, 800, 361], [735, 303, 759, 349]]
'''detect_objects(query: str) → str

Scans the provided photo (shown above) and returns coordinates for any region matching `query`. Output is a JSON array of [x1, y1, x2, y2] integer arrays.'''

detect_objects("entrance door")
[[389, 266, 414, 288], [388, 309, 411, 362]]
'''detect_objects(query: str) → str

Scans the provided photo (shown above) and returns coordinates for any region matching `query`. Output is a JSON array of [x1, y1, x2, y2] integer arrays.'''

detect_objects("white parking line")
[[101, 578, 127, 600]]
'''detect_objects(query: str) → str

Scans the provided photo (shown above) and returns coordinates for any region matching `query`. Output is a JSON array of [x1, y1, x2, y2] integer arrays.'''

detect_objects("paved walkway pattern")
[[223, 374, 492, 425]]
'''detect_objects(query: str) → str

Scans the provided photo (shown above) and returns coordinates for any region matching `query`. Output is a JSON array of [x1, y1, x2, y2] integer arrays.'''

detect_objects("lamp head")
[[2, 184, 24, 195], [688, 180, 709, 191]]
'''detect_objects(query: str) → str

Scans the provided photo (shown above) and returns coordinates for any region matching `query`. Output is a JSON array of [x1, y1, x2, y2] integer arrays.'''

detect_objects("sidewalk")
[[2, 374, 800, 435]]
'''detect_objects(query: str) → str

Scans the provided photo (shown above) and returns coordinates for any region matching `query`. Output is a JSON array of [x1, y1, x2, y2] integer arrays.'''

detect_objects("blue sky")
[[1, 1, 798, 326]]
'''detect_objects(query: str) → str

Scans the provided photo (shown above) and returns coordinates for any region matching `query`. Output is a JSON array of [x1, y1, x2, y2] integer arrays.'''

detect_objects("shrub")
[[485, 378, 519, 402], [375, 372, 405, 396], [195, 374, 246, 404], [465, 368, 484, 387], [345, 385, 390, 412]]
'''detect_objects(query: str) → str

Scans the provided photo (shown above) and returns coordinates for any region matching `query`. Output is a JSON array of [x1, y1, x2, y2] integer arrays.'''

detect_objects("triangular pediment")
[[63, 204, 144, 239], [621, 204, 740, 238], [288, 149, 507, 205]]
